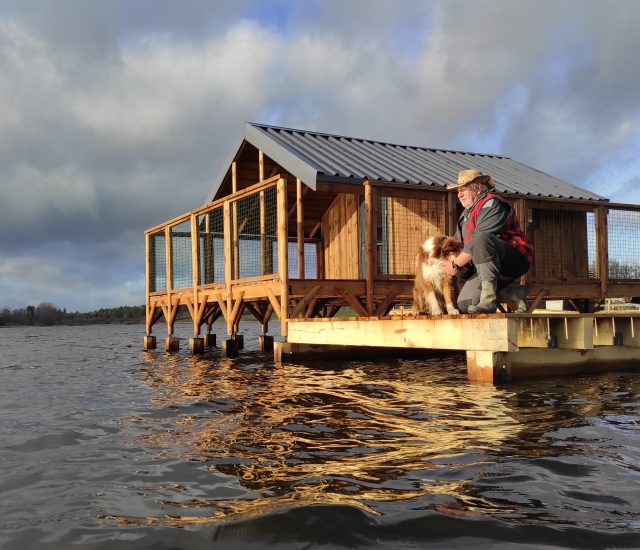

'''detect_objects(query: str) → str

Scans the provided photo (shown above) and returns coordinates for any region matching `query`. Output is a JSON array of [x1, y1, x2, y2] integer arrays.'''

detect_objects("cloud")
[[0, 1, 639, 310]]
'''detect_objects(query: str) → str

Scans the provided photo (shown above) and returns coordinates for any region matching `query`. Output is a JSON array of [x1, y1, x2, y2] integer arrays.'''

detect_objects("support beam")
[[364, 181, 376, 315], [277, 177, 289, 337], [466, 351, 511, 384], [596, 206, 609, 298], [297, 178, 305, 279], [336, 288, 368, 318]]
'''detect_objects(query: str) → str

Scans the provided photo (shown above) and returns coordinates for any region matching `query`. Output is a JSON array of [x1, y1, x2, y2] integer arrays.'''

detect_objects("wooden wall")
[[322, 193, 360, 279], [528, 207, 591, 280], [384, 195, 446, 275]]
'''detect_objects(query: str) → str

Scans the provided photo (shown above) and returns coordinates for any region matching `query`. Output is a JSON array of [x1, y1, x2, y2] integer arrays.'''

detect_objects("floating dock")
[[275, 311, 640, 384]]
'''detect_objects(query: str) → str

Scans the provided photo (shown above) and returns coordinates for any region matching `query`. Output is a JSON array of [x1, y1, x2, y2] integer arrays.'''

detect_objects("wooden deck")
[[276, 311, 640, 384]]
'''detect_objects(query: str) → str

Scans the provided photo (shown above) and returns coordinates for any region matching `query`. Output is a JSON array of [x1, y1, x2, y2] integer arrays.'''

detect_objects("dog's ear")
[[430, 236, 444, 258], [442, 237, 462, 257]]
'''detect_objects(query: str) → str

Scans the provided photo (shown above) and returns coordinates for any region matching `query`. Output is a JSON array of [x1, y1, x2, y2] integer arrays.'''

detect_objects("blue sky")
[[1, 0, 640, 312]]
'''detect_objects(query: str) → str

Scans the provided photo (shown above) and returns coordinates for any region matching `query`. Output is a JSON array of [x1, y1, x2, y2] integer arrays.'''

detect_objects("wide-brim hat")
[[447, 169, 495, 190]]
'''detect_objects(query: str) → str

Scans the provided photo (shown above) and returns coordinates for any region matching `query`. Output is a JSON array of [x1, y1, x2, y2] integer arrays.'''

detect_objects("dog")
[[412, 235, 464, 315]]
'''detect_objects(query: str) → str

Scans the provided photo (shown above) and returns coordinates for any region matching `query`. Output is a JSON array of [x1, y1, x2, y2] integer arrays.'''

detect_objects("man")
[[440, 169, 533, 313]]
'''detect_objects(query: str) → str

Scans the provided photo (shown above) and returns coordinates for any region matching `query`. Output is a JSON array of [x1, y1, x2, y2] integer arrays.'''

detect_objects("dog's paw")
[[445, 305, 459, 315]]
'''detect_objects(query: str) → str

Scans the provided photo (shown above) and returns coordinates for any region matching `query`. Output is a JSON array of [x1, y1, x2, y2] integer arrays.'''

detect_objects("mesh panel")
[[377, 194, 445, 276], [528, 207, 595, 280], [231, 185, 277, 279], [198, 207, 224, 284], [148, 231, 166, 292], [608, 208, 640, 279], [170, 220, 192, 289], [286, 239, 319, 279], [263, 186, 277, 276]]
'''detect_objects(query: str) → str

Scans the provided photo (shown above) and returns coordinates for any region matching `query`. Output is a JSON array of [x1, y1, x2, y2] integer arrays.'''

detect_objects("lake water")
[[1, 323, 640, 549]]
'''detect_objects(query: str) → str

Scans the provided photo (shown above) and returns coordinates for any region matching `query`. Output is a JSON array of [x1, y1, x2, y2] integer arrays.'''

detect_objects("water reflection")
[[115, 350, 527, 526]]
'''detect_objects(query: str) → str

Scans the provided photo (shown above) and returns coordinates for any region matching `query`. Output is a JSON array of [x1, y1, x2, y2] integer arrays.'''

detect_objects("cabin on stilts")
[[144, 122, 640, 383]]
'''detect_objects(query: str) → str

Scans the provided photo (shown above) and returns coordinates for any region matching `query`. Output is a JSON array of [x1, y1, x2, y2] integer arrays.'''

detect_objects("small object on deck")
[[614, 331, 624, 346], [204, 333, 216, 348], [164, 335, 180, 353], [189, 337, 204, 355], [259, 335, 274, 352], [547, 334, 558, 348], [221, 339, 238, 358], [143, 335, 156, 350], [231, 334, 244, 350]]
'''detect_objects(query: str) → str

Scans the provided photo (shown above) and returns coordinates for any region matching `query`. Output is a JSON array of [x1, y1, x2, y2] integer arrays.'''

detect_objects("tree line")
[[0, 302, 146, 326]]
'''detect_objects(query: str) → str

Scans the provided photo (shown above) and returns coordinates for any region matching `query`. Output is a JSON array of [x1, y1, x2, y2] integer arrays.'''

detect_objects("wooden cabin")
[[144, 123, 640, 382]]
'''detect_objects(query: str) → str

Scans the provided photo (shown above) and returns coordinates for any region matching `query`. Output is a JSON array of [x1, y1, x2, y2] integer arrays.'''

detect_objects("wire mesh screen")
[[170, 220, 193, 289], [148, 231, 166, 292], [198, 207, 224, 284], [231, 186, 277, 279], [285, 239, 319, 279], [377, 194, 445, 276], [528, 207, 595, 280], [607, 208, 640, 279]]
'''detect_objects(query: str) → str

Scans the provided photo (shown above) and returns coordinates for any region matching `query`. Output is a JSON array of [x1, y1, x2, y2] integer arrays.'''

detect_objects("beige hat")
[[447, 169, 495, 190]]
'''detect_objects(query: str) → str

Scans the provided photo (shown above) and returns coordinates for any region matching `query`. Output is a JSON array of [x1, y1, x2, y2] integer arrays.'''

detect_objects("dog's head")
[[421, 235, 463, 261]]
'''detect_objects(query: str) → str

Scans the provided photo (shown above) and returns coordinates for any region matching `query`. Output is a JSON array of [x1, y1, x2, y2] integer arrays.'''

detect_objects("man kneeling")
[[440, 169, 533, 313]]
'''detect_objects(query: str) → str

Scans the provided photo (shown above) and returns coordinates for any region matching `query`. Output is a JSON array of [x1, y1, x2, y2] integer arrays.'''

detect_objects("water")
[[1, 323, 640, 549]]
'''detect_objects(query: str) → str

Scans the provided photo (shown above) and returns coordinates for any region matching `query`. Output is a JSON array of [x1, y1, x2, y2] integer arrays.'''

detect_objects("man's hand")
[[441, 260, 457, 277]]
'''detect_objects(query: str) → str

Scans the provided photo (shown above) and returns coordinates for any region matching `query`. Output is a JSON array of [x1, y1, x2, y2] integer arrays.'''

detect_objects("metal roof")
[[207, 122, 606, 202]]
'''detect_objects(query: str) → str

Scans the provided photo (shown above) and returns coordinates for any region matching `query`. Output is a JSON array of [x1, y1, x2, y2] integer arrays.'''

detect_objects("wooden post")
[[164, 225, 173, 335], [223, 201, 233, 335], [515, 198, 528, 285], [259, 150, 264, 182], [446, 190, 459, 236], [297, 178, 305, 279], [364, 181, 376, 315], [232, 161, 237, 193], [260, 190, 265, 275], [190, 213, 200, 336], [596, 206, 609, 298], [466, 351, 511, 384], [277, 177, 289, 337], [145, 233, 151, 334]]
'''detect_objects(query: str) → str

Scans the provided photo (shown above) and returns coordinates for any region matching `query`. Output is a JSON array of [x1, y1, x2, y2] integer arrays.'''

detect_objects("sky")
[[1, 0, 640, 312]]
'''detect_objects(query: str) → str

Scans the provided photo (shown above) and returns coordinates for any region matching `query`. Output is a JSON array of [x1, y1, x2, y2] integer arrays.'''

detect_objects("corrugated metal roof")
[[242, 122, 605, 201]]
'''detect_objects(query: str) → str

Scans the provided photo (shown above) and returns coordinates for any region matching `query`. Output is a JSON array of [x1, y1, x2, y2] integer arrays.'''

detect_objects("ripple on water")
[[1, 324, 640, 549]]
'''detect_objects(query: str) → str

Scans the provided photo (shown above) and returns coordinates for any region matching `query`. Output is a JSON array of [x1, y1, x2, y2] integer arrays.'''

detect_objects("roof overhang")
[[205, 122, 319, 202]]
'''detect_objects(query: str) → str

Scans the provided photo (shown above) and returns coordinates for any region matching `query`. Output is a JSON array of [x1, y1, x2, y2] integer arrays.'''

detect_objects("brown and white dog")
[[412, 235, 464, 315]]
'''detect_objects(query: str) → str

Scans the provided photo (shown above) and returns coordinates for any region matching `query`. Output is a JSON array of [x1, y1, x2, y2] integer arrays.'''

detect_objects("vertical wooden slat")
[[259, 150, 264, 182], [223, 201, 233, 335], [277, 177, 289, 337], [164, 225, 172, 335], [232, 201, 239, 280], [232, 161, 237, 193], [446, 191, 458, 237], [364, 181, 376, 314], [145, 233, 151, 334], [190, 213, 200, 335], [260, 190, 265, 275], [514, 198, 528, 285], [597, 205, 609, 298], [297, 178, 305, 279]]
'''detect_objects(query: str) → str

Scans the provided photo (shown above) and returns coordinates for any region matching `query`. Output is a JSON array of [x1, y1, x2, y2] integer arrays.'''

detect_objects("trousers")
[[457, 233, 529, 313]]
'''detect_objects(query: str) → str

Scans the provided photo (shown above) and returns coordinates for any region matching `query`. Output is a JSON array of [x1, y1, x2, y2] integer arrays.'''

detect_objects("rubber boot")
[[468, 280, 498, 313], [497, 284, 528, 313]]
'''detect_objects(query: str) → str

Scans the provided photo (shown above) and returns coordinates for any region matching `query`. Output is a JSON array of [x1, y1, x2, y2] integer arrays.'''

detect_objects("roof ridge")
[[247, 121, 508, 159]]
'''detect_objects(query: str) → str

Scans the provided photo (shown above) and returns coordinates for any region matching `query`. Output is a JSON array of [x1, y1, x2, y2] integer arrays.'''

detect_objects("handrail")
[[144, 175, 282, 234]]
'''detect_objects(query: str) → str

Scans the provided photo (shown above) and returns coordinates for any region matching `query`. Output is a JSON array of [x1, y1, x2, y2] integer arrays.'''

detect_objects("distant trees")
[[0, 303, 146, 326]]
